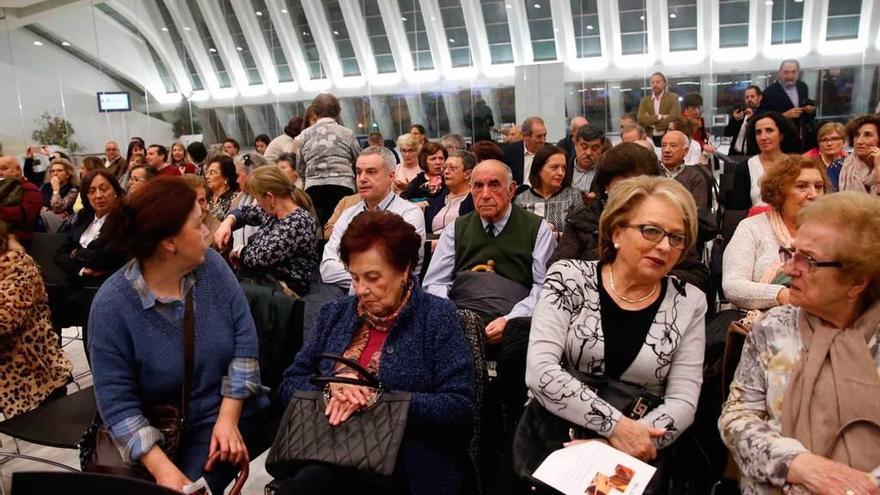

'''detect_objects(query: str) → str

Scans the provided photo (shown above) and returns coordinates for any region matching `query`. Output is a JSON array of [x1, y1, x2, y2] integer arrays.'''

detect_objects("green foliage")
[[31, 112, 82, 152], [172, 100, 203, 138]]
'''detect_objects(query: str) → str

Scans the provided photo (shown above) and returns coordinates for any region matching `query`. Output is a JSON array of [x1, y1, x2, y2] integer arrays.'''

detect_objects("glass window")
[[360, 0, 396, 73], [388, 94, 412, 137], [826, 0, 861, 41], [398, 0, 434, 70], [218, 0, 261, 85], [438, 0, 473, 67], [155, 1, 204, 91], [95, 3, 178, 93], [480, 0, 514, 64], [421, 93, 450, 138], [568, 82, 611, 132], [771, 0, 804, 45], [818, 67, 855, 117], [618, 0, 647, 55], [184, 0, 232, 87], [718, 0, 749, 48], [285, 0, 327, 79], [571, 0, 601, 58], [323, 0, 361, 76], [713, 73, 753, 117], [253, 0, 294, 82], [524, 0, 556, 61], [668, 0, 697, 52]]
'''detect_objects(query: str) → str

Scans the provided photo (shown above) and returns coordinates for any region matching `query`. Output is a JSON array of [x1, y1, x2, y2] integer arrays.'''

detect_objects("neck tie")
[[485, 223, 495, 237]]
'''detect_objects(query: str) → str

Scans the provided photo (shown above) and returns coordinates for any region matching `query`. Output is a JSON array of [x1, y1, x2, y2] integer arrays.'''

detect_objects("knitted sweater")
[[89, 249, 269, 461], [722, 213, 785, 310], [279, 286, 475, 495], [296, 117, 361, 191]]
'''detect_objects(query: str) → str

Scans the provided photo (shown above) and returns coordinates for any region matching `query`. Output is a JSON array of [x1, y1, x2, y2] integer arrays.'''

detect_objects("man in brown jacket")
[[638, 71, 681, 146]]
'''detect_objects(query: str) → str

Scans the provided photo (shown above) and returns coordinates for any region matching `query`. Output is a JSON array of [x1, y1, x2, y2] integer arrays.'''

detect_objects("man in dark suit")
[[502, 116, 546, 186], [556, 116, 588, 160], [759, 59, 816, 151], [723, 85, 762, 156]]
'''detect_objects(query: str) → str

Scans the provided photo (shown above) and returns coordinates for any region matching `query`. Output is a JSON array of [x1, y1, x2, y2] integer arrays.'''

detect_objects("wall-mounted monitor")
[[97, 91, 131, 112]]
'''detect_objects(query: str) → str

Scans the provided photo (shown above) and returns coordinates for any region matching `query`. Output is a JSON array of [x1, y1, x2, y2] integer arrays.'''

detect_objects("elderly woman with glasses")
[[723, 155, 828, 310], [804, 122, 847, 192], [525, 176, 706, 487], [719, 192, 880, 495]]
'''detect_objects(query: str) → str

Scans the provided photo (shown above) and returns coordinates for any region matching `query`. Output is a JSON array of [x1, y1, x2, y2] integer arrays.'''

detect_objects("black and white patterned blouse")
[[525, 259, 706, 448], [233, 205, 318, 295]]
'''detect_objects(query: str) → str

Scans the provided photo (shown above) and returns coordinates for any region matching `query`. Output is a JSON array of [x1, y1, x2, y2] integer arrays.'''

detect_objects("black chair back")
[[29, 232, 68, 287], [11, 471, 180, 495], [0, 386, 96, 449]]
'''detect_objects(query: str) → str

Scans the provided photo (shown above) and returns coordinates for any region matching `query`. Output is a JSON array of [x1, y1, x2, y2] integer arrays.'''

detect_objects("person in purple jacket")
[[89, 176, 270, 494], [277, 211, 475, 495]]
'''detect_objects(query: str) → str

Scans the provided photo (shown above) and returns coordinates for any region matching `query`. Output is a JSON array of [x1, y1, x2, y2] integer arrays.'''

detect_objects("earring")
[[614, 243, 620, 249]]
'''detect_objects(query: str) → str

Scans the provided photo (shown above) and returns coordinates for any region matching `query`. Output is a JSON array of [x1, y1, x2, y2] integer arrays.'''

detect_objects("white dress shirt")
[[79, 214, 106, 248], [320, 191, 426, 289], [523, 148, 536, 186], [422, 205, 557, 321]]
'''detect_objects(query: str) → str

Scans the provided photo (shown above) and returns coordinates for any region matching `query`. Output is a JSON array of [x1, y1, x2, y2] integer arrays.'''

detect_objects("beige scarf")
[[759, 208, 794, 284], [781, 302, 880, 481]]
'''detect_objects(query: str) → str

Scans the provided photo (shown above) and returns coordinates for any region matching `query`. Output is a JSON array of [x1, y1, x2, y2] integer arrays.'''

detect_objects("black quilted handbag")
[[265, 353, 411, 479]]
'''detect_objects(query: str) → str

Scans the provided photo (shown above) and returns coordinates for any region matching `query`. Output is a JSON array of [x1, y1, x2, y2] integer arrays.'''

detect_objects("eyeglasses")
[[778, 247, 842, 272], [624, 224, 687, 250]]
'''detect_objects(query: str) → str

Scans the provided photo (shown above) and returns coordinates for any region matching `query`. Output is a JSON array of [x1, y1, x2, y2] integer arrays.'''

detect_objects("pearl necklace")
[[609, 265, 657, 304]]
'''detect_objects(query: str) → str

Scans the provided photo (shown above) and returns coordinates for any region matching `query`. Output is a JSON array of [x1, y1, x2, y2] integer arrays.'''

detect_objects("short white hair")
[[470, 159, 513, 188], [360, 146, 396, 174]]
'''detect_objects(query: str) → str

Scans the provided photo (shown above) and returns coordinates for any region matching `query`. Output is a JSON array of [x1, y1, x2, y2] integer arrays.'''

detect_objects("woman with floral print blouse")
[[719, 192, 880, 495], [214, 166, 318, 296]]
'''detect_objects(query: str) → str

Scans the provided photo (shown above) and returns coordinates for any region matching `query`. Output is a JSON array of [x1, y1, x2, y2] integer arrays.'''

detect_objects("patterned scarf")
[[336, 281, 414, 376], [759, 208, 794, 285]]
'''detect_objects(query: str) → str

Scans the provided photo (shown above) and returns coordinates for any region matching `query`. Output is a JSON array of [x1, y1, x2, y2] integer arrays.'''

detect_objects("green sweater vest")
[[453, 205, 542, 287]]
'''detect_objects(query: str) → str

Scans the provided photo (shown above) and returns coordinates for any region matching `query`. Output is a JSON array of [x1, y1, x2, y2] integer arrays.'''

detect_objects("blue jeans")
[[174, 410, 270, 494]]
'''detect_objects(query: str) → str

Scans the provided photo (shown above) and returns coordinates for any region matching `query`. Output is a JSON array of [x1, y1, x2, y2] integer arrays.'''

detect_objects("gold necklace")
[[609, 264, 657, 304]]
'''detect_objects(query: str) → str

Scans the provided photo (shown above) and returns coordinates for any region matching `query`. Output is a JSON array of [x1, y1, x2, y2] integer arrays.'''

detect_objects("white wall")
[[0, 24, 172, 156]]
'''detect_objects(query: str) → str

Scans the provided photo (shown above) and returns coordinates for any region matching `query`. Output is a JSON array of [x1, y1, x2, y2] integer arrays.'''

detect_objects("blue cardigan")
[[279, 286, 475, 495], [89, 249, 269, 458]]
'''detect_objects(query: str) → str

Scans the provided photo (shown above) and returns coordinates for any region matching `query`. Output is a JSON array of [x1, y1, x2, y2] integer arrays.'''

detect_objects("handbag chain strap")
[[181, 292, 195, 422]]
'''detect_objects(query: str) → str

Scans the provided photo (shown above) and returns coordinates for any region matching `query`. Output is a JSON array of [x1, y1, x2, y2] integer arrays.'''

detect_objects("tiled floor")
[[0, 327, 273, 495]]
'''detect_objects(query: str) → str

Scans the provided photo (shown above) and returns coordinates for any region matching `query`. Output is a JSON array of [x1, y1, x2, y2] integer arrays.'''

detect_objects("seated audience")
[[557, 116, 588, 159], [730, 112, 800, 210], [205, 155, 239, 221], [803, 122, 846, 192], [720, 192, 880, 495], [228, 154, 269, 253], [223, 137, 241, 158], [410, 123, 427, 146], [423, 159, 556, 339], [619, 113, 637, 134], [0, 156, 43, 247], [441, 133, 467, 154], [723, 155, 828, 310], [104, 140, 127, 180], [127, 163, 158, 195], [0, 219, 72, 418], [660, 130, 710, 211], [120, 141, 145, 190], [469, 140, 505, 163], [367, 131, 383, 147], [667, 118, 703, 166], [504, 124, 523, 143], [187, 141, 208, 176], [620, 123, 655, 151], [321, 146, 425, 291], [276, 152, 300, 187], [425, 150, 476, 236], [275, 152, 319, 235], [254, 134, 270, 155], [276, 211, 474, 495], [182, 174, 220, 247], [401, 142, 447, 201], [570, 125, 606, 194], [394, 133, 422, 193], [264, 117, 303, 164], [527, 176, 705, 470], [215, 167, 318, 296], [681, 92, 716, 154], [170, 141, 196, 174], [91, 177, 270, 494], [503, 116, 547, 186], [549, 143, 710, 292], [839, 113, 880, 194], [147, 144, 179, 176], [296, 94, 361, 225], [41, 158, 79, 217], [514, 145, 584, 232]]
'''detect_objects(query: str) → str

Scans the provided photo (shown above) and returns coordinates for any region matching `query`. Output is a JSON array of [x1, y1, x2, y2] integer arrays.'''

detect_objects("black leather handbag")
[[265, 354, 411, 479], [512, 368, 662, 480]]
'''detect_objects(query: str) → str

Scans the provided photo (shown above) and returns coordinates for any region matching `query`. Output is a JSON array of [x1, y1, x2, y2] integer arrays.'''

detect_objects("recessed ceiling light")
[[184, 26, 191, 31], [534, 3, 541, 8], [161, 26, 169, 32], [639, 15, 645, 20], [33, 41, 43, 46], [670, 13, 677, 18], [765, 0, 773, 4], [505, 4, 512, 8], [333, 30, 339, 35], [61, 41, 71, 46], [586, 24, 594, 30], [401, 16, 407, 21], [236, 46, 243, 51], [208, 47, 217, 53], [430, 16, 435, 21], [448, 38, 455, 43], [280, 8, 287, 13], [255, 11, 262, 16]]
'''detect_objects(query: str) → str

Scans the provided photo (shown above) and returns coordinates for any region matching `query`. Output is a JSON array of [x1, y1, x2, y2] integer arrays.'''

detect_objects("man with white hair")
[[660, 130, 710, 212], [0, 156, 42, 246], [320, 146, 426, 290], [557, 115, 589, 160]]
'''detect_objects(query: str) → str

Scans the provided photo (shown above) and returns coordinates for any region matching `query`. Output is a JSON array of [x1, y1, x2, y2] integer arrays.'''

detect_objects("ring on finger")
[[845, 489, 856, 495]]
